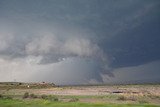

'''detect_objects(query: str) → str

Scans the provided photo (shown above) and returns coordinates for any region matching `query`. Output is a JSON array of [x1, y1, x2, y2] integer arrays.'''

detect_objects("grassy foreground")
[[0, 99, 159, 107], [0, 83, 160, 107]]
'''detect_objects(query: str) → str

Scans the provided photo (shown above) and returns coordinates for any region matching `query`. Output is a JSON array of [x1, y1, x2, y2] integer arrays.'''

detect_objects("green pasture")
[[0, 99, 159, 107]]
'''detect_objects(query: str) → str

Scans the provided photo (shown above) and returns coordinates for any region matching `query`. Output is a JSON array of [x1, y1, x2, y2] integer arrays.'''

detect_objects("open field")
[[0, 99, 159, 107], [0, 82, 160, 107]]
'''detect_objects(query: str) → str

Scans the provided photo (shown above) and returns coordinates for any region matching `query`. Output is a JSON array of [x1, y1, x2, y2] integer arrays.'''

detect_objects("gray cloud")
[[0, 56, 103, 85], [0, 0, 160, 85], [0, 21, 110, 84], [25, 34, 106, 62], [103, 61, 160, 84]]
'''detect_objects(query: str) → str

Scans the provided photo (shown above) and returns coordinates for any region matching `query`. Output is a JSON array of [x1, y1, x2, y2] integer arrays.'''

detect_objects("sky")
[[0, 0, 160, 85]]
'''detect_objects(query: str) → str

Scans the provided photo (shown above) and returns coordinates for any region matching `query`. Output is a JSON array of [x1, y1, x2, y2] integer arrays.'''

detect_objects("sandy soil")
[[5, 85, 159, 96]]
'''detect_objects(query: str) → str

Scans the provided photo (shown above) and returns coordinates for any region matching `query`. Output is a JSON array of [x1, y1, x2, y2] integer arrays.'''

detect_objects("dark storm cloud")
[[0, 0, 160, 84]]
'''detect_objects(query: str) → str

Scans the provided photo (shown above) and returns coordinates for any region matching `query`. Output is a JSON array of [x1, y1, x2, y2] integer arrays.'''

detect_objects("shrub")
[[41, 95, 58, 101], [69, 97, 79, 102], [30, 93, 38, 98], [148, 94, 160, 99], [52, 97, 58, 101], [4, 96, 13, 100], [0, 94, 3, 98], [48, 95, 59, 102], [117, 95, 126, 101], [0, 95, 12, 99], [23, 92, 29, 99], [6, 88, 11, 91], [41, 94, 48, 99], [138, 99, 148, 104], [127, 96, 137, 101]]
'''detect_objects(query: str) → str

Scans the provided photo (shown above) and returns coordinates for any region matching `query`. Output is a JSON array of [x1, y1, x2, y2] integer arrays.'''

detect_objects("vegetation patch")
[[117, 95, 127, 101], [69, 97, 79, 102], [23, 92, 29, 99], [138, 100, 149, 104], [0, 94, 3, 98], [0, 98, 159, 107], [41, 94, 59, 101], [30, 93, 38, 98]]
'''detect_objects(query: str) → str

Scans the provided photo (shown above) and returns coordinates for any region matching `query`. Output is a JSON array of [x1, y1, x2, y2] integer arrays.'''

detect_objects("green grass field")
[[0, 99, 159, 107]]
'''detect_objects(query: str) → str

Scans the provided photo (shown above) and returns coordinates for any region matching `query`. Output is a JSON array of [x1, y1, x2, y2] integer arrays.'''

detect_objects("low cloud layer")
[[0, 25, 110, 84], [0, 56, 103, 85], [25, 34, 106, 63]]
